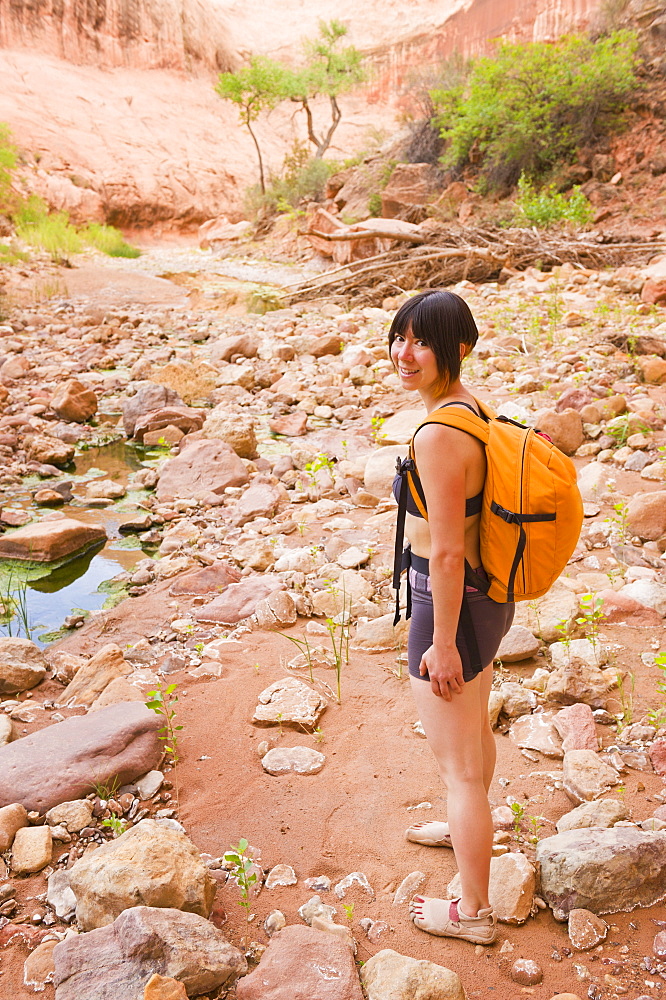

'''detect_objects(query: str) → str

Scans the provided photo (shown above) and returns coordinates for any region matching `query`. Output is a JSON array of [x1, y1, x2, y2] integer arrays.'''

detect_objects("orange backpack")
[[393, 397, 583, 625]]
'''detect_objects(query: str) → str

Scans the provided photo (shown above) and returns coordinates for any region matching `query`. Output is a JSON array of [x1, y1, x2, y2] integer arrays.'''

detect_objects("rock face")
[[361, 949, 465, 1000], [236, 925, 363, 1000], [0, 637, 46, 694], [156, 439, 249, 504], [0, 701, 161, 812], [0, 517, 107, 563], [52, 905, 245, 1000], [68, 819, 216, 931], [538, 827, 666, 915]]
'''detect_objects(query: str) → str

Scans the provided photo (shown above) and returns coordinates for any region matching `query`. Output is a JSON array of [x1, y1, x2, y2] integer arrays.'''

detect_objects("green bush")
[[515, 175, 593, 227], [81, 223, 141, 257], [15, 199, 82, 260], [248, 141, 335, 219], [432, 31, 638, 188], [368, 192, 382, 217]]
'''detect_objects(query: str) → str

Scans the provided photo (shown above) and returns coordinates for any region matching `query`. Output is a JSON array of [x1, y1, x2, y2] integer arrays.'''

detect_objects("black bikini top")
[[391, 401, 484, 518]]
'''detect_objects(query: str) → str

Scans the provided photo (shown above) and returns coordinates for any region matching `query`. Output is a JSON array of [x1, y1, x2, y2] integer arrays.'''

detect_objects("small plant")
[[647, 651, 666, 726], [276, 711, 284, 737], [279, 631, 315, 682], [305, 452, 335, 486], [145, 682, 183, 806], [194, 641, 205, 655], [343, 902, 355, 923], [509, 800, 525, 836], [615, 670, 635, 732], [605, 499, 629, 546], [101, 814, 127, 837], [527, 599, 543, 641], [91, 775, 121, 801], [370, 415, 386, 443], [526, 814, 544, 844], [313, 726, 325, 743], [575, 592, 606, 659], [514, 175, 593, 228], [224, 838, 258, 922], [324, 587, 352, 703], [554, 616, 572, 661]]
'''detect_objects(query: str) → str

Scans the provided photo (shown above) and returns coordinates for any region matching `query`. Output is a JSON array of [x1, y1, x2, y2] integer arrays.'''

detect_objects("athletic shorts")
[[407, 552, 515, 683]]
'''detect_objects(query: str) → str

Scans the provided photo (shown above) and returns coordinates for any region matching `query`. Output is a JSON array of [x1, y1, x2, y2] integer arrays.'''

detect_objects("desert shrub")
[[81, 223, 141, 257], [248, 141, 335, 220], [368, 192, 382, 217], [15, 198, 82, 260], [432, 31, 639, 189], [514, 174, 594, 227]]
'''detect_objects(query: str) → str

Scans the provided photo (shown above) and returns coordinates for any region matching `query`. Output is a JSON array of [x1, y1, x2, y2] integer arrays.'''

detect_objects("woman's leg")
[[410, 664, 494, 916]]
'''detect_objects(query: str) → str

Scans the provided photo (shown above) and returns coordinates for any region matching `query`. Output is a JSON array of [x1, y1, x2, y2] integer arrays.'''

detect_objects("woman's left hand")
[[420, 643, 464, 700]]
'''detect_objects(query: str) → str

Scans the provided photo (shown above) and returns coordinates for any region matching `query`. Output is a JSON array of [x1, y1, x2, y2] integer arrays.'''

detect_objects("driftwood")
[[307, 227, 426, 244], [284, 225, 666, 306]]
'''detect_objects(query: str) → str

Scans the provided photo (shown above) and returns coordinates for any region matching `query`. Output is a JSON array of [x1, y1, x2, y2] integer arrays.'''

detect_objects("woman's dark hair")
[[388, 290, 478, 390]]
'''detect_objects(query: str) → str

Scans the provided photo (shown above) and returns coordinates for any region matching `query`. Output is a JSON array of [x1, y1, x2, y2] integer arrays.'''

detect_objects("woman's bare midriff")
[[406, 511, 482, 567]]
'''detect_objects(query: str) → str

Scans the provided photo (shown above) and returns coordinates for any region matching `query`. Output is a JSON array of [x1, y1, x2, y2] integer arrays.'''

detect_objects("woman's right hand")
[[420, 642, 464, 700]]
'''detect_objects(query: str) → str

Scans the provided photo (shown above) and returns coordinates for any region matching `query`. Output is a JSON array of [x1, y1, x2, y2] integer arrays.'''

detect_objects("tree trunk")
[[246, 120, 266, 194]]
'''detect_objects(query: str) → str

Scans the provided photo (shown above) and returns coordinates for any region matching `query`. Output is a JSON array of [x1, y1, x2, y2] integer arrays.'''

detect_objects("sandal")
[[405, 820, 453, 848], [409, 895, 496, 945]]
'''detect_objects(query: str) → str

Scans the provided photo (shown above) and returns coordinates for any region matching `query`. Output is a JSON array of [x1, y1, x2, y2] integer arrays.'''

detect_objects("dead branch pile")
[[284, 226, 665, 307]]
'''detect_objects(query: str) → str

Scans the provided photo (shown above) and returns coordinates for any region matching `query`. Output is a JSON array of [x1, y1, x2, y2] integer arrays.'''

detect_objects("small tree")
[[216, 57, 290, 193], [288, 20, 366, 159]]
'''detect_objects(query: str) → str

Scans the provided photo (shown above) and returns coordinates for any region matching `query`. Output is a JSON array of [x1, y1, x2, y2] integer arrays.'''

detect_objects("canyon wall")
[[0, 0, 607, 229], [0, 0, 235, 71]]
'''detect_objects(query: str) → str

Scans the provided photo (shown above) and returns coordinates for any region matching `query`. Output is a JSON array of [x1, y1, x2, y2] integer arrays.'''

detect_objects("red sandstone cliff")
[[0, 0, 611, 228]]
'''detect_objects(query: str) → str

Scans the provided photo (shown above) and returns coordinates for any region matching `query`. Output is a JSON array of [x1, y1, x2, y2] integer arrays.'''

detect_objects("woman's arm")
[[413, 423, 472, 700]]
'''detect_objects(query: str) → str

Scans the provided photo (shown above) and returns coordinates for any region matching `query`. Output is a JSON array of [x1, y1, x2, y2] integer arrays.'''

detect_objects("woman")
[[389, 290, 514, 945]]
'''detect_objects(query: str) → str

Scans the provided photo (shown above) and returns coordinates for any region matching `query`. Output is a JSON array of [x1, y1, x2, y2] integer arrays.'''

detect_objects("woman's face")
[[390, 325, 441, 394]]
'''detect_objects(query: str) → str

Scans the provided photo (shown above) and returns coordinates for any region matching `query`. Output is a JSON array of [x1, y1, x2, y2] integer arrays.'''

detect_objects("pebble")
[[511, 959, 543, 985]]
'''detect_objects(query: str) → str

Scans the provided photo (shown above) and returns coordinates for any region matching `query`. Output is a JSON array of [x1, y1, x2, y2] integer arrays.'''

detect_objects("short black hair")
[[388, 290, 478, 390]]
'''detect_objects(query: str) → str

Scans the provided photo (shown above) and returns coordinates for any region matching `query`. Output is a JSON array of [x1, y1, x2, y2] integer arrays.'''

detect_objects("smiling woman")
[[387, 289, 513, 945]]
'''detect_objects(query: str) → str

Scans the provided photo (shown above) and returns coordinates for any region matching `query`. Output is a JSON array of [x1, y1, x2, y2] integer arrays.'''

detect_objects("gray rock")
[[11, 825, 52, 873], [0, 638, 47, 694], [350, 614, 409, 653], [68, 818, 216, 931], [0, 701, 161, 813], [360, 949, 466, 1000], [53, 905, 245, 1000], [261, 746, 325, 775], [253, 677, 326, 731], [545, 659, 614, 709], [538, 827, 666, 915], [562, 750, 619, 803], [135, 769, 164, 800], [496, 625, 540, 662], [556, 798, 627, 833], [298, 894, 337, 925], [45, 799, 94, 833], [47, 869, 77, 920]]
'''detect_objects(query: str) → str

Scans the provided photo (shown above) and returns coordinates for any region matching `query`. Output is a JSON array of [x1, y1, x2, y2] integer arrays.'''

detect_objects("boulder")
[[50, 379, 98, 422], [545, 659, 614, 709], [11, 825, 52, 873], [0, 802, 28, 851], [562, 749, 619, 803], [169, 561, 240, 596], [53, 905, 245, 1000], [556, 798, 628, 833], [198, 216, 252, 249], [576, 462, 615, 502], [24, 939, 57, 992], [133, 406, 204, 443], [45, 799, 94, 833], [537, 827, 666, 915], [0, 637, 46, 694], [594, 588, 661, 626], [533, 408, 584, 455], [364, 445, 404, 499], [379, 409, 423, 445], [269, 411, 308, 436], [26, 434, 75, 467], [360, 949, 465, 1000], [210, 332, 259, 364], [202, 406, 257, 457], [553, 703, 598, 752], [254, 590, 298, 629], [626, 491, 666, 540], [496, 625, 540, 662], [619, 580, 666, 616], [0, 517, 106, 563], [261, 746, 326, 775], [515, 582, 577, 642], [350, 614, 409, 653], [143, 974, 188, 1000], [236, 925, 363, 1000], [448, 851, 535, 924], [568, 908, 608, 950], [498, 681, 537, 717], [509, 713, 563, 757], [0, 701, 161, 812], [236, 483, 282, 524], [57, 643, 131, 708], [649, 737, 666, 776], [196, 576, 285, 625], [122, 382, 184, 437], [381, 163, 439, 218], [68, 819, 215, 930], [253, 677, 326, 731], [155, 439, 249, 504]]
